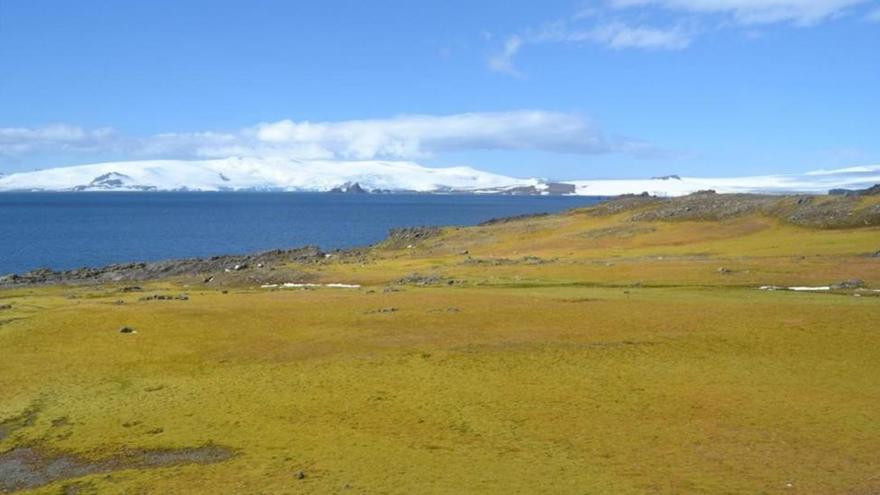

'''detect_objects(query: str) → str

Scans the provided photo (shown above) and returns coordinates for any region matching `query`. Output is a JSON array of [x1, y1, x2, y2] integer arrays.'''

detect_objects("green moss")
[[2, 207, 879, 494]]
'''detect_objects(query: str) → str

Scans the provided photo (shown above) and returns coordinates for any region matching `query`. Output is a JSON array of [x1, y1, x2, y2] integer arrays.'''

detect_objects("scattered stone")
[[429, 307, 460, 313], [139, 294, 189, 302], [382, 226, 442, 249], [119, 286, 142, 292], [0, 246, 323, 287], [365, 307, 398, 314], [203, 276, 214, 284], [830, 279, 865, 289], [295, 471, 306, 480], [479, 212, 549, 226], [717, 267, 733, 275], [146, 427, 164, 435], [118, 326, 137, 334], [0, 304, 11, 310], [395, 273, 446, 286], [382, 286, 400, 293], [459, 250, 469, 255]]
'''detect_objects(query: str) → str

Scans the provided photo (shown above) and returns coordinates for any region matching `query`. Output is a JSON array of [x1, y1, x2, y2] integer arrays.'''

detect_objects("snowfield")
[[0, 157, 878, 196]]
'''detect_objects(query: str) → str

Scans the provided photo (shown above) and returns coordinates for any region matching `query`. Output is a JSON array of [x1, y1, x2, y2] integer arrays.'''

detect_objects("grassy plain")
[[1, 195, 879, 494]]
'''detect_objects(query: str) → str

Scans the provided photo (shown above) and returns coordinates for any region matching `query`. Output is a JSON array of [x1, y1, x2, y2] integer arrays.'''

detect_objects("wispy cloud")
[[487, 35, 524, 76], [609, 0, 873, 26], [579, 22, 692, 49], [866, 6, 880, 20], [488, 0, 876, 76], [0, 111, 662, 164], [487, 19, 690, 75]]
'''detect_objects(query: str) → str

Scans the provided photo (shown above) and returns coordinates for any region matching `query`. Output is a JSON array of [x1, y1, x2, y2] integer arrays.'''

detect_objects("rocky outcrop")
[[587, 192, 880, 228], [829, 184, 880, 196], [479, 212, 549, 226], [0, 246, 323, 287], [381, 226, 442, 249], [329, 182, 367, 194]]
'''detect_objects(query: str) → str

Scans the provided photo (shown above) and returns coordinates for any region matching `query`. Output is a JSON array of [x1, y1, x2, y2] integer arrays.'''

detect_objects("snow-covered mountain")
[[0, 158, 537, 193], [0, 157, 878, 196], [567, 165, 880, 196]]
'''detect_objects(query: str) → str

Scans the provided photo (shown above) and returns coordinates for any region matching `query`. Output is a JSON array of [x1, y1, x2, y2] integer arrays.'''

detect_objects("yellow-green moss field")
[[1, 203, 879, 494]]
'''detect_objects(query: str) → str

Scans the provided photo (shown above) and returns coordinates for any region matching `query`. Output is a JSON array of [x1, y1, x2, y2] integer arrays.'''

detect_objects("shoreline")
[[3, 190, 878, 287]]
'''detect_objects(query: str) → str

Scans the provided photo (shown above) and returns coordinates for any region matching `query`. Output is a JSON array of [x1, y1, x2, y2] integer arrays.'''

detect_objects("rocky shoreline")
[[0, 247, 324, 287], [0, 226, 447, 288], [3, 190, 878, 288]]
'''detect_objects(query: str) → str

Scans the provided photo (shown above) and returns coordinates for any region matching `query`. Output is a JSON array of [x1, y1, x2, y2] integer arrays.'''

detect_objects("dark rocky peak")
[[330, 182, 368, 194], [90, 172, 132, 187]]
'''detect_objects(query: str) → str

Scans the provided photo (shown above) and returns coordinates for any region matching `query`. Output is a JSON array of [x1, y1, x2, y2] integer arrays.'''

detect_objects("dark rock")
[[479, 212, 549, 226], [365, 307, 398, 314], [119, 326, 136, 334], [329, 182, 367, 194], [830, 279, 865, 289], [0, 246, 323, 288], [295, 471, 306, 480], [139, 294, 189, 302], [383, 227, 442, 248], [395, 273, 445, 286], [0, 304, 11, 310]]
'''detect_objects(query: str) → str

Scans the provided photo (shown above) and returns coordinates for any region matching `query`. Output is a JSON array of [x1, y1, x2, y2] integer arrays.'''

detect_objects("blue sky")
[[1, 0, 878, 179]]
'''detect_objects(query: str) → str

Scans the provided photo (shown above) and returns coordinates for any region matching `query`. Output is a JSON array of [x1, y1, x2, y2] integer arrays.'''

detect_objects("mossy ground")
[[1, 200, 879, 494]]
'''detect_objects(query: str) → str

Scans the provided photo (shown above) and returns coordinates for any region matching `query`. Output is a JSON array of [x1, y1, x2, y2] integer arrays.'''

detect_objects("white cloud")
[[866, 6, 880, 20], [0, 111, 656, 163], [610, 0, 873, 25], [0, 124, 118, 155]]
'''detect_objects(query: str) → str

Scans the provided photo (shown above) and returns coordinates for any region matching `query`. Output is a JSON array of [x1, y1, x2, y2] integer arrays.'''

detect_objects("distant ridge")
[[0, 158, 878, 197]]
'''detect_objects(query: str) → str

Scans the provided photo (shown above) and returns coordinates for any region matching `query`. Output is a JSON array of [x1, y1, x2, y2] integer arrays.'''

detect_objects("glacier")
[[0, 157, 878, 196]]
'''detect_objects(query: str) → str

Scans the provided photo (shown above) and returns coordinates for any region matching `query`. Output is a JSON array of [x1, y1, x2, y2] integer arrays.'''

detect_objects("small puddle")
[[0, 445, 235, 493]]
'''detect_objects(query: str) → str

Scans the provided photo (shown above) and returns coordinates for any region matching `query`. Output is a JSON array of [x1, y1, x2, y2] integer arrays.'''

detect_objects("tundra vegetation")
[[1, 193, 879, 494]]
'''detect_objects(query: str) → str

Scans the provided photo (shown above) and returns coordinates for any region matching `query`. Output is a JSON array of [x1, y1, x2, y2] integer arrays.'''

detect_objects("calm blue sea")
[[0, 193, 604, 274]]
